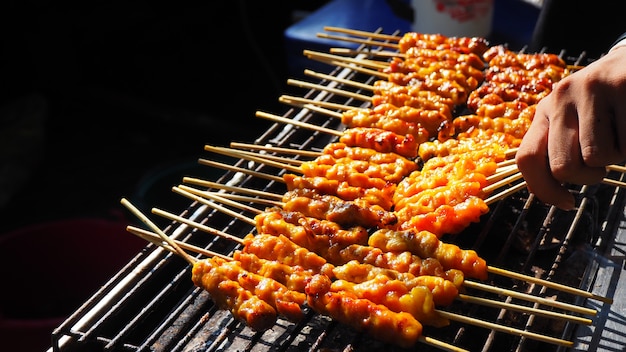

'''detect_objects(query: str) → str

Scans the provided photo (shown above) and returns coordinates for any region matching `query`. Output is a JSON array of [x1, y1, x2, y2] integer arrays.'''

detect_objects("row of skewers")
[[119, 27, 622, 351]]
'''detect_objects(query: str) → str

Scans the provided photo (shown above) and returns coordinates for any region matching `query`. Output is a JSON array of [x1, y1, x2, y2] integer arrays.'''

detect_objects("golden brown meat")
[[300, 153, 417, 186], [340, 103, 452, 140], [398, 32, 489, 56], [341, 107, 432, 142], [483, 45, 566, 70], [326, 243, 457, 280], [386, 73, 469, 106], [372, 80, 457, 108], [386, 66, 480, 92], [385, 56, 485, 83], [305, 274, 423, 348], [394, 180, 490, 235], [394, 151, 499, 210], [192, 257, 277, 331], [417, 130, 517, 161], [330, 275, 450, 328], [254, 208, 369, 257], [368, 228, 488, 281], [332, 260, 461, 306], [403, 47, 486, 69], [283, 174, 396, 212], [338, 127, 422, 159], [467, 81, 551, 110], [241, 233, 335, 278], [233, 251, 313, 293]]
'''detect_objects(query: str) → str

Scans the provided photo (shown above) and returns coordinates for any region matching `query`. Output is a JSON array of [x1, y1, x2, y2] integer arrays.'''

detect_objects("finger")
[[545, 85, 584, 182], [548, 110, 607, 185], [578, 91, 624, 167], [516, 107, 575, 210]]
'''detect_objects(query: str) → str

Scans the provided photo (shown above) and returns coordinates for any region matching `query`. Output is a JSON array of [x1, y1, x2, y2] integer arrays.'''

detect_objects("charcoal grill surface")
[[50, 33, 626, 352]]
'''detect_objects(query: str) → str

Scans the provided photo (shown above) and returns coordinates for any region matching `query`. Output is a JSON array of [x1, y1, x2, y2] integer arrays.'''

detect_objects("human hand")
[[515, 45, 626, 210]]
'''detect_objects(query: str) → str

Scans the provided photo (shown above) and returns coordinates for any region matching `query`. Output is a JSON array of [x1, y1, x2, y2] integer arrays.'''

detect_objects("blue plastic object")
[[284, 0, 540, 78]]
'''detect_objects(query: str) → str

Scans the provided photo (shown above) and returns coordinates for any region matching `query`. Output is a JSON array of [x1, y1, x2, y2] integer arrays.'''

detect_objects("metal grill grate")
[[50, 35, 626, 352]]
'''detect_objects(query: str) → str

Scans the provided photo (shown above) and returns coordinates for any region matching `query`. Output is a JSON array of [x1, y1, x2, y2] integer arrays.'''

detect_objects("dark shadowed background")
[[0, 1, 331, 233]]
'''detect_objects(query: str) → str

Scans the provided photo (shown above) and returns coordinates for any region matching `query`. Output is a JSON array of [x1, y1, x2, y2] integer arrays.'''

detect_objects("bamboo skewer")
[[197, 157, 284, 183], [205, 145, 302, 171], [304, 69, 376, 92], [182, 176, 283, 200], [304, 49, 390, 70], [138, 210, 581, 348], [170, 186, 257, 227], [487, 265, 612, 304], [198, 147, 527, 210], [323, 26, 402, 42], [436, 310, 573, 348], [173, 187, 608, 307], [120, 198, 195, 265], [462, 280, 597, 316], [483, 172, 525, 194], [230, 141, 323, 158], [222, 147, 307, 166], [202, 144, 527, 205], [455, 294, 591, 325], [286, 78, 374, 101], [279, 95, 359, 113], [484, 181, 527, 205], [330, 47, 404, 59], [125, 226, 468, 352], [127, 225, 231, 261], [123, 210, 471, 352], [317, 32, 400, 51], [306, 58, 389, 79], [255, 110, 342, 137]]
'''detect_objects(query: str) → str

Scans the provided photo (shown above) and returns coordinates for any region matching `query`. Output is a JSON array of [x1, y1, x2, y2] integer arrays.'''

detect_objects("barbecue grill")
[[49, 29, 626, 352]]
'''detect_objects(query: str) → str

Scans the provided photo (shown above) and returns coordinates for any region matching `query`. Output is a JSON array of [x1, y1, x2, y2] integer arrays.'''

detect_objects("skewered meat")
[[339, 127, 422, 159], [418, 129, 517, 161], [385, 56, 485, 83], [485, 64, 567, 83], [386, 72, 469, 106], [283, 173, 396, 211], [301, 146, 418, 184], [398, 32, 489, 56], [387, 66, 480, 92], [332, 260, 461, 306], [341, 108, 432, 142], [368, 228, 488, 280], [192, 256, 277, 331], [329, 275, 450, 328], [483, 45, 566, 70], [305, 274, 423, 348], [326, 244, 464, 285], [233, 251, 313, 293], [281, 188, 398, 228], [453, 113, 533, 139], [340, 103, 451, 141], [372, 80, 457, 108], [254, 208, 369, 257], [394, 180, 490, 235], [394, 151, 499, 210], [403, 47, 486, 69], [467, 81, 551, 110], [241, 233, 335, 278]]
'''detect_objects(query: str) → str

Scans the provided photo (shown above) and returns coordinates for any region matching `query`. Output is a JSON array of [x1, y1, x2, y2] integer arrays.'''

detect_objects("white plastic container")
[[411, 0, 494, 38]]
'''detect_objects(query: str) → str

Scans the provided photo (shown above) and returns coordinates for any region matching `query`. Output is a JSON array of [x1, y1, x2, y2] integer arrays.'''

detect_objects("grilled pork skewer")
[[166, 188, 611, 304], [123, 212, 582, 349]]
